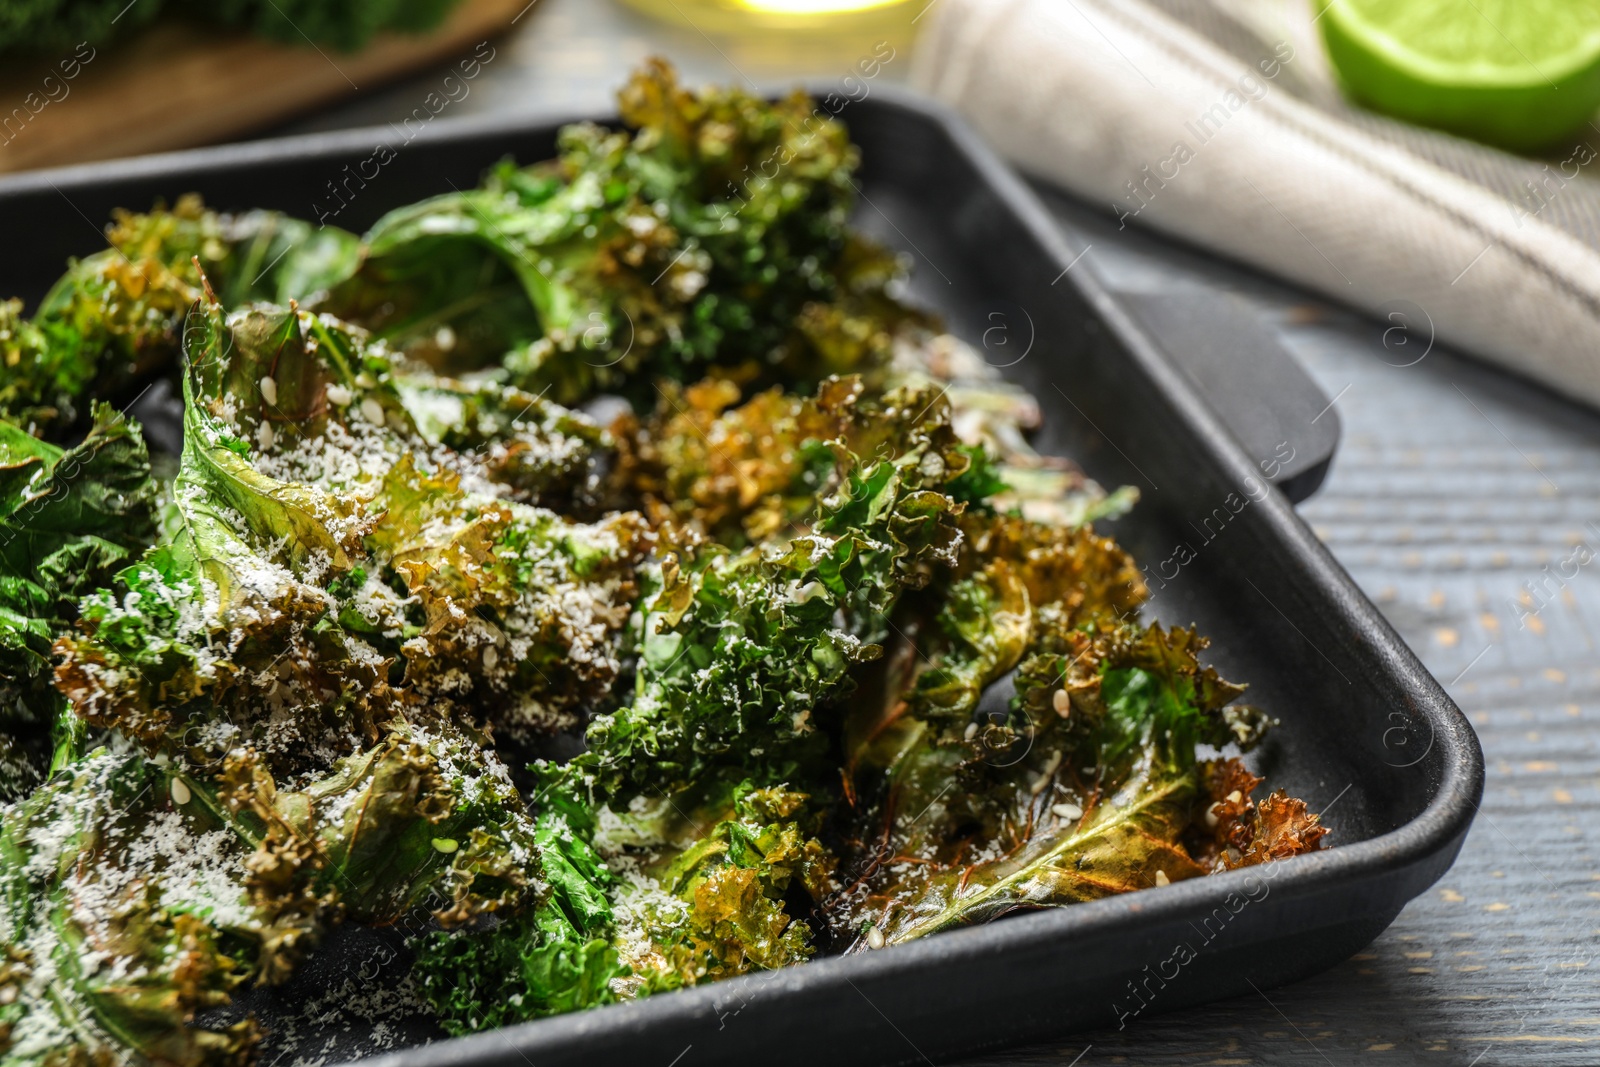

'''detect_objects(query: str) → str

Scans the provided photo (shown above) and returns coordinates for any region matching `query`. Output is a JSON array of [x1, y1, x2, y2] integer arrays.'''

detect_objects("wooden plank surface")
[[0, 0, 530, 174]]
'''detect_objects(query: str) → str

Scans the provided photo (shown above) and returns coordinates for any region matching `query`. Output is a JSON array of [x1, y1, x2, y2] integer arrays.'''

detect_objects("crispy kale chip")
[[56, 296, 644, 765], [216, 717, 545, 983], [609, 373, 992, 546], [2, 195, 356, 438], [840, 512, 1145, 793], [412, 787, 624, 1033], [828, 621, 1303, 949], [566, 409, 966, 805], [0, 724, 543, 1065], [322, 59, 867, 403], [608, 376, 855, 545], [17, 294, 621, 1054], [1191, 757, 1330, 871], [0, 751, 260, 1067], [0, 403, 159, 794], [609, 781, 835, 992], [395, 373, 610, 511]]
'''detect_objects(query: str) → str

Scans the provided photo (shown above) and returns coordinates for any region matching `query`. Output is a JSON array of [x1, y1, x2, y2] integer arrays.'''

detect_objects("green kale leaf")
[[829, 621, 1275, 949], [2, 196, 356, 438], [0, 751, 260, 1067], [0, 402, 158, 793], [323, 59, 865, 405], [57, 295, 644, 764]]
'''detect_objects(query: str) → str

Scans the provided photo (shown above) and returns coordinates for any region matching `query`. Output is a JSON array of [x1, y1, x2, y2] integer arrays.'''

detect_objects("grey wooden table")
[[277, 2, 1600, 1063]]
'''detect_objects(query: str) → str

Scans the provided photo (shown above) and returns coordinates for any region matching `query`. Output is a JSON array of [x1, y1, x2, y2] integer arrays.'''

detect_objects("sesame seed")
[[865, 926, 885, 949], [1030, 749, 1063, 794], [1154, 870, 1170, 887]]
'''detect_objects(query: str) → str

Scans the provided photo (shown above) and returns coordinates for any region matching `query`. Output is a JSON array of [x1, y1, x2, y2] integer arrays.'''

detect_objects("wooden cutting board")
[[0, 0, 532, 175]]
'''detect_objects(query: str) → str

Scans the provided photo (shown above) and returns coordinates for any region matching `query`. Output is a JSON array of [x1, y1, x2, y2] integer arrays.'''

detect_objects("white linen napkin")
[[911, 0, 1600, 410]]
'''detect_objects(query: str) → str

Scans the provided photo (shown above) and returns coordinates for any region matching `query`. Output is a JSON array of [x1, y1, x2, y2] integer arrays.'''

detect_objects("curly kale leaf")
[[0, 403, 158, 793], [944, 444, 1008, 510], [0, 405, 158, 621], [415, 396, 972, 1026], [829, 622, 1268, 949], [57, 296, 645, 766], [843, 512, 1145, 782], [563, 427, 964, 806], [394, 374, 609, 511], [33, 294, 629, 1055], [416, 778, 837, 1031], [0, 751, 261, 1067], [211, 715, 547, 988], [35, 308, 622, 1038], [315, 223, 545, 378], [1190, 758, 1328, 872], [829, 512, 1149, 940], [871, 659, 1217, 941], [506, 409, 968, 990], [602, 57, 860, 381], [412, 785, 624, 1032], [324, 128, 691, 403], [610, 375, 984, 547], [54, 306, 367, 761], [611, 781, 836, 992], [415, 901, 624, 1034], [0, 725, 543, 1064], [252, 720, 540, 925], [2, 195, 356, 438], [325, 59, 863, 404], [609, 376, 855, 545]]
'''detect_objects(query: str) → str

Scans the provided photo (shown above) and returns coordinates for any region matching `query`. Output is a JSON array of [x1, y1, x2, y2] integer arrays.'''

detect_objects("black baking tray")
[[0, 89, 1482, 1067]]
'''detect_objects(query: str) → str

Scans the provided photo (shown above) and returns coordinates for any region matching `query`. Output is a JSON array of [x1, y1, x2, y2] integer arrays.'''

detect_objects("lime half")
[[1320, 0, 1600, 151]]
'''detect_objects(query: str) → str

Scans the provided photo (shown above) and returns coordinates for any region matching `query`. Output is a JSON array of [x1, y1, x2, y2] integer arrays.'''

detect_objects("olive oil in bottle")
[[615, 0, 917, 33]]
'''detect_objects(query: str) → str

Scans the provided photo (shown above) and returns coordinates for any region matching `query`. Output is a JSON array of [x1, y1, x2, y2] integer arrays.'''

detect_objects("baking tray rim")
[[0, 85, 1485, 1059]]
